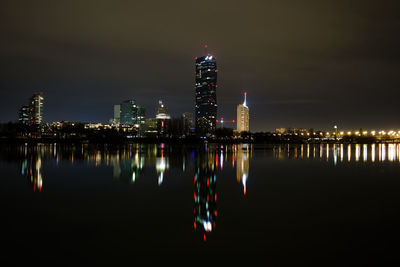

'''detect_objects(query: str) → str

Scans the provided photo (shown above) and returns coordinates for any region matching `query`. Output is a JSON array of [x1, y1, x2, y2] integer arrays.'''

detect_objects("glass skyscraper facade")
[[120, 100, 145, 125], [195, 55, 217, 135]]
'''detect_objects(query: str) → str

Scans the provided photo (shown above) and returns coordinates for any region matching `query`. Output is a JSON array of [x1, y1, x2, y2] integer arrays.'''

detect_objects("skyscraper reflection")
[[20, 144, 43, 192], [5, 142, 400, 196], [156, 143, 169, 185], [193, 145, 217, 242], [236, 144, 250, 195]]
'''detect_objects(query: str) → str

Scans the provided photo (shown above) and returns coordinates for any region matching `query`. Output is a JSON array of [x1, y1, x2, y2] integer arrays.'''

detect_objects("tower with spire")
[[237, 92, 249, 132]]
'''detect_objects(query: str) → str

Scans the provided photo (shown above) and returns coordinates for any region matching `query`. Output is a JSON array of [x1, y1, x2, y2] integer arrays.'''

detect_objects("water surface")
[[1, 143, 400, 264]]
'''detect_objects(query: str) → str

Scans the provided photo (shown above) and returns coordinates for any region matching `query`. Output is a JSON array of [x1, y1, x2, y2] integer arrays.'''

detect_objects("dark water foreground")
[[1, 143, 400, 265]]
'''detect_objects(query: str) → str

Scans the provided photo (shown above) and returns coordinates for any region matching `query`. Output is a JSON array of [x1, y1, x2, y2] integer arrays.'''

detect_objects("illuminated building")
[[120, 99, 145, 125], [143, 118, 158, 136], [156, 100, 170, 136], [155, 100, 170, 120], [275, 128, 287, 134], [29, 92, 44, 125], [236, 92, 249, 132], [18, 105, 29, 125], [194, 54, 218, 135], [194, 147, 217, 241]]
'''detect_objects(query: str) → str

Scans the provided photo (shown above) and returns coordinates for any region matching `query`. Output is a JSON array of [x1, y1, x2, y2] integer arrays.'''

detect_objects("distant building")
[[120, 100, 145, 125], [195, 54, 217, 135], [29, 93, 44, 126], [275, 128, 287, 134], [156, 100, 170, 136], [18, 105, 29, 125], [143, 118, 158, 136], [155, 100, 170, 120], [137, 107, 146, 125], [113, 104, 121, 124], [182, 112, 194, 135], [236, 92, 249, 132]]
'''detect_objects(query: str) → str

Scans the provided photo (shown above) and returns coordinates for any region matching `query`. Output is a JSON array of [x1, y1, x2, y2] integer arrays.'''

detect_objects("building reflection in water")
[[272, 143, 400, 164], [20, 144, 43, 192], [4, 141, 400, 244], [236, 144, 250, 195], [6, 142, 400, 195], [110, 144, 145, 183], [156, 143, 169, 185], [194, 145, 217, 242]]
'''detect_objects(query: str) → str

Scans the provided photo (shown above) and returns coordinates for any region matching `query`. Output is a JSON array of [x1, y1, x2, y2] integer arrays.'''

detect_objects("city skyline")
[[1, 0, 400, 131]]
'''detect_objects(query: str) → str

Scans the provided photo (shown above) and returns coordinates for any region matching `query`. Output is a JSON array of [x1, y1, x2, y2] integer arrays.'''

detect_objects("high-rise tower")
[[195, 52, 217, 135], [29, 93, 44, 126], [237, 92, 249, 132]]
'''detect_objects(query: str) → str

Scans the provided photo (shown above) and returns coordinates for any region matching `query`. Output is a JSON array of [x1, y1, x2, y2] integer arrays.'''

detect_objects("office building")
[[18, 105, 29, 125], [29, 93, 44, 126], [237, 92, 249, 132], [194, 54, 218, 135], [120, 100, 145, 125], [143, 118, 158, 136]]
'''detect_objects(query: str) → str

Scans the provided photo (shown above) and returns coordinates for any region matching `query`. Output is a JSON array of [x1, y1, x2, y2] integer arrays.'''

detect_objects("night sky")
[[1, 0, 399, 131]]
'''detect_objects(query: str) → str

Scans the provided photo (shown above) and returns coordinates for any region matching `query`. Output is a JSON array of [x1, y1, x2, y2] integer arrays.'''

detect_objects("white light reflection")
[[371, 144, 375, 162], [355, 144, 360, 162], [363, 144, 367, 162]]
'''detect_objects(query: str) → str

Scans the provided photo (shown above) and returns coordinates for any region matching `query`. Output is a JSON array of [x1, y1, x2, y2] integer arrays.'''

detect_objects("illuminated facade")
[[237, 92, 249, 132], [29, 93, 44, 125], [195, 55, 218, 135]]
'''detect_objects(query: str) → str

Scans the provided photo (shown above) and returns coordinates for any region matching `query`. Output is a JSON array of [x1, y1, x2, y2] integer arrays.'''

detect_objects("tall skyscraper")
[[29, 93, 44, 126], [120, 100, 144, 125], [195, 53, 218, 135], [18, 105, 29, 125], [237, 92, 249, 132]]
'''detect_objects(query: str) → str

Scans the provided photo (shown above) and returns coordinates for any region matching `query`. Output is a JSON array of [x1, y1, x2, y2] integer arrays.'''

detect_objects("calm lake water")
[[1, 143, 400, 264]]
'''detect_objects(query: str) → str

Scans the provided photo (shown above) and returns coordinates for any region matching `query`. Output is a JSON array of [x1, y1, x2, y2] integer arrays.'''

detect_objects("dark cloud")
[[1, 0, 399, 131]]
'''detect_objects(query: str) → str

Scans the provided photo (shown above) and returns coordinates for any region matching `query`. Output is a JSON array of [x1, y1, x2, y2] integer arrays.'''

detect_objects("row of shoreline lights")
[[279, 130, 400, 137]]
